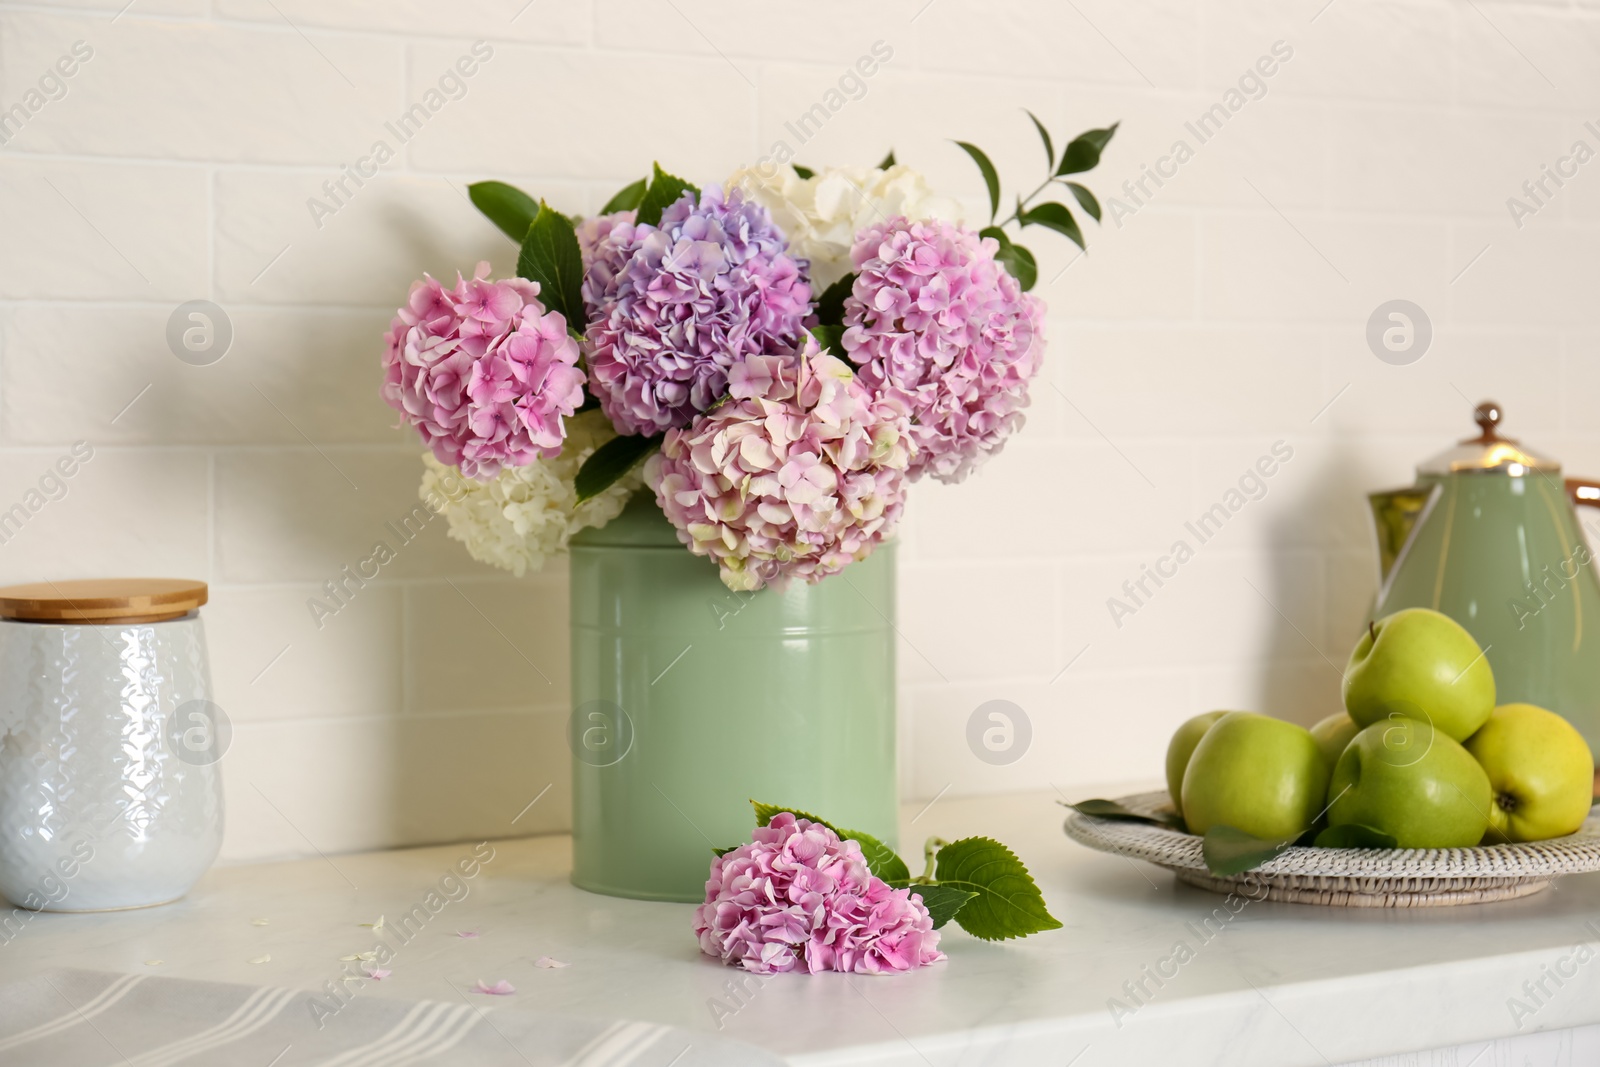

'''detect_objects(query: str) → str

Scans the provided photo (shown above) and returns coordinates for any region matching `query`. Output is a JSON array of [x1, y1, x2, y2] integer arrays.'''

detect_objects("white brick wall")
[[1, 0, 1597, 863]]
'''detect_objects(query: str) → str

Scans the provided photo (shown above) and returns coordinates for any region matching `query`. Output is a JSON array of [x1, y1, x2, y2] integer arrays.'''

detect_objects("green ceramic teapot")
[[1369, 401, 1600, 756]]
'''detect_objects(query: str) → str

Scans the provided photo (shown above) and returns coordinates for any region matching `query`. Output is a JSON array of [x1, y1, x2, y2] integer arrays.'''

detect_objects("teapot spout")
[[1368, 485, 1439, 583]]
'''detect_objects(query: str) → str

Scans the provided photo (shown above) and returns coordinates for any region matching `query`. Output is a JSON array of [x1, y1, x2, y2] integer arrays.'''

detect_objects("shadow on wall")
[[1254, 440, 1378, 725], [380, 195, 519, 285]]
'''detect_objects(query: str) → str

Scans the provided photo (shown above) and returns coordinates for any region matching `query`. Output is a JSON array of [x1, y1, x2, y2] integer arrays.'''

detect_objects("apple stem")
[[1369, 620, 1377, 643]]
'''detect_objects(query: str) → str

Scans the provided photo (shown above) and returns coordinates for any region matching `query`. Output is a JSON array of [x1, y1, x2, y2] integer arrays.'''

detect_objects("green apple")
[[1181, 712, 1329, 840], [1309, 712, 1361, 772], [1326, 718, 1492, 848], [1465, 703, 1595, 843], [1165, 711, 1229, 816], [1342, 608, 1495, 742]]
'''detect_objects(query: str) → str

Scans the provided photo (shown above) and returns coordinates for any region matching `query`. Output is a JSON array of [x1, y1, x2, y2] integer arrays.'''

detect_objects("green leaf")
[[1201, 825, 1298, 878], [1057, 123, 1118, 175], [813, 272, 857, 327], [469, 180, 540, 243], [753, 801, 828, 827], [932, 836, 1062, 942], [1024, 109, 1054, 169], [1064, 181, 1102, 223], [877, 149, 896, 169], [712, 845, 738, 858], [852, 834, 911, 883], [792, 164, 816, 180], [574, 432, 661, 503], [1065, 797, 1185, 832], [809, 324, 846, 356], [1313, 824, 1398, 850], [634, 162, 700, 228], [516, 201, 587, 330], [911, 884, 977, 930], [750, 801, 907, 882], [1079, 121, 1120, 152], [994, 242, 1037, 292], [952, 140, 1001, 223], [1020, 201, 1085, 251], [600, 177, 648, 215]]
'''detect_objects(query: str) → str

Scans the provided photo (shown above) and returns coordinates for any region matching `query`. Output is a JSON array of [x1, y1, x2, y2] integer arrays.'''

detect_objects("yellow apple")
[[1465, 703, 1595, 843]]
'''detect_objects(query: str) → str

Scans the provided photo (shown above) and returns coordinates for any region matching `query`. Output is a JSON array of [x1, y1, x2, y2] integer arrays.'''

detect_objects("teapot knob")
[[1474, 400, 1503, 441]]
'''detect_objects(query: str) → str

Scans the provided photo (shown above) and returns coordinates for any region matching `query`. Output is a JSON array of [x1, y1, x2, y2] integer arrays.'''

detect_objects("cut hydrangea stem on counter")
[[728, 802, 1062, 951]]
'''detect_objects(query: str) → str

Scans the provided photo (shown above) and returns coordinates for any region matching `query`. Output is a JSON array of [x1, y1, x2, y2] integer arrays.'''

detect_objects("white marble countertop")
[[4, 790, 1600, 1066]]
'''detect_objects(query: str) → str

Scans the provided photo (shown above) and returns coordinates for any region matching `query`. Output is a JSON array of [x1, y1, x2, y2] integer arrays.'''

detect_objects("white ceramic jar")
[[0, 579, 224, 912]]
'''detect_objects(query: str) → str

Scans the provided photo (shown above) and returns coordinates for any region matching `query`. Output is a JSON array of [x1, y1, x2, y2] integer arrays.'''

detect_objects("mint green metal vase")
[[567, 492, 898, 902]]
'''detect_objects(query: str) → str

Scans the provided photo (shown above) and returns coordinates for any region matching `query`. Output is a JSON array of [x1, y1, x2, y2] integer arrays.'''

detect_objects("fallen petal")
[[250, 918, 270, 926], [471, 979, 516, 995], [143, 960, 162, 967], [456, 930, 480, 939], [534, 956, 569, 969], [363, 966, 391, 980], [248, 955, 271, 965]]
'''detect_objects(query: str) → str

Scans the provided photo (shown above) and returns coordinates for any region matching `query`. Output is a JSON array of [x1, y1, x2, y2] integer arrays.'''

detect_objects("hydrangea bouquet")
[[382, 116, 1116, 591]]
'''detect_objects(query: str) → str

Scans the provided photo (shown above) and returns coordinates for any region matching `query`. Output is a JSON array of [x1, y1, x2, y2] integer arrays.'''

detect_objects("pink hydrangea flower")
[[586, 187, 812, 436], [382, 262, 586, 480], [693, 813, 945, 976], [645, 338, 911, 592], [842, 218, 1045, 484]]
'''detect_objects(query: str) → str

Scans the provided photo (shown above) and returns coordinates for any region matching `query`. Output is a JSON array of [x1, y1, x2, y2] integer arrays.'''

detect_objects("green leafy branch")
[[726, 801, 1062, 943], [953, 113, 1118, 291]]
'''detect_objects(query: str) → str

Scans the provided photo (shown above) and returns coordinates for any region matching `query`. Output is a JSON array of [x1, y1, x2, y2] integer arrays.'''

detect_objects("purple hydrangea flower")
[[575, 209, 637, 320], [586, 187, 811, 436]]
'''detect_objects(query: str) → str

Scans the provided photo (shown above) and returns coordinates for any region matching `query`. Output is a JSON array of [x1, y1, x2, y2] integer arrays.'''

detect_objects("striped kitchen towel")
[[0, 969, 783, 1067]]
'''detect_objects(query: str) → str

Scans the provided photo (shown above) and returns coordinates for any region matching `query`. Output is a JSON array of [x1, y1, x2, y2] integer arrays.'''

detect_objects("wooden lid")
[[0, 578, 207, 624]]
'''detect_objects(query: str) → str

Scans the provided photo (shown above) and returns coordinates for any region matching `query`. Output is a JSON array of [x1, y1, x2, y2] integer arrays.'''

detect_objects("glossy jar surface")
[[0, 614, 223, 911]]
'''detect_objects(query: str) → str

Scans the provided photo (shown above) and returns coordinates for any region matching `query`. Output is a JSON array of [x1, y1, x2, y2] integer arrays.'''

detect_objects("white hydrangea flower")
[[419, 409, 642, 577], [726, 163, 962, 290]]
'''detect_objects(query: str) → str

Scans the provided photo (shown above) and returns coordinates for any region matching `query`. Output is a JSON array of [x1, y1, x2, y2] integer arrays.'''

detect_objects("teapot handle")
[[1567, 478, 1600, 510]]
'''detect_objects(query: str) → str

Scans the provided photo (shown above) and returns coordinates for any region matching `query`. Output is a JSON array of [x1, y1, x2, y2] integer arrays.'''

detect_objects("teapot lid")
[[1417, 400, 1559, 475]]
